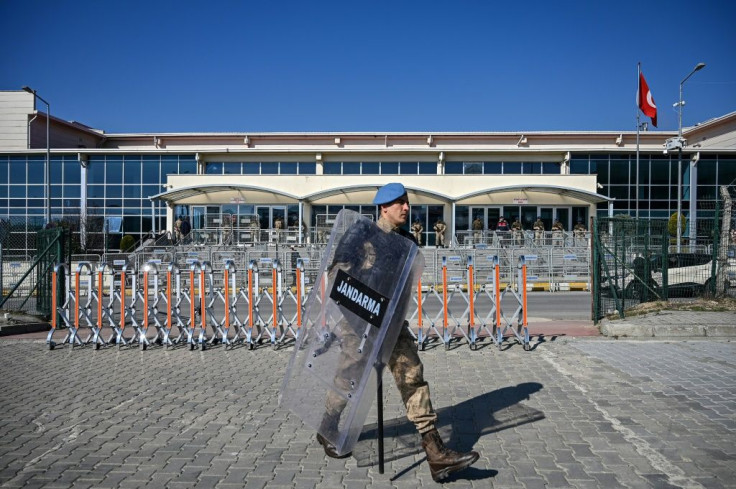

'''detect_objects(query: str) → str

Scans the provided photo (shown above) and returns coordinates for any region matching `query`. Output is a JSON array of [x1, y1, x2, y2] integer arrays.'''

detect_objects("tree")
[[668, 212, 685, 243], [119, 234, 136, 252]]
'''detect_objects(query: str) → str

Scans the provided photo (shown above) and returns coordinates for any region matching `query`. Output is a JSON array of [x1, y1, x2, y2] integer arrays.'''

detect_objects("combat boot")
[[421, 429, 479, 482], [316, 413, 351, 459]]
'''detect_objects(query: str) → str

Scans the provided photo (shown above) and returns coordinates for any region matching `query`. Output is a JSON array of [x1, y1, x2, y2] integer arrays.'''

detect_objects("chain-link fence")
[[593, 185, 736, 322]]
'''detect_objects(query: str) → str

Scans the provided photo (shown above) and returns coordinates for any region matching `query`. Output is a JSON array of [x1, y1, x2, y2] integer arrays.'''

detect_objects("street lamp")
[[674, 62, 705, 252], [22, 86, 51, 226]]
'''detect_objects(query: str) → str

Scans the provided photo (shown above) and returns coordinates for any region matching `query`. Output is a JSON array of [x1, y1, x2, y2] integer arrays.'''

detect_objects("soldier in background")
[[533, 216, 545, 245], [411, 219, 424, 246], [511, 216, 523, 246], [433, 219, 447, 247], [496, 216, 510, 247], [174, 216, 183, 242], [472, 216, 484, 244], [574, 219, 588, 246], [552, 218, 564, 247], [251, 217, 261, 244]]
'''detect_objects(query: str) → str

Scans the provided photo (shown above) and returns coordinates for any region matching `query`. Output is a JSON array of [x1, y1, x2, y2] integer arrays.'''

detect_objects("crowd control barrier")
[[46, 256, 531, 352]]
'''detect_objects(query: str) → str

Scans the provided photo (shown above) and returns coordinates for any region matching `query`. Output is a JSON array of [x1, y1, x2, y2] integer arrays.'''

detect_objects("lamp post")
[[675, 62, 705, 252], [22, 86, 51, 226]]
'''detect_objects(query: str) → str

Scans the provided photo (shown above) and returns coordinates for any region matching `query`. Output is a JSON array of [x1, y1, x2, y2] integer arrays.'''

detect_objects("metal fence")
[[593, 186, 736, 322]]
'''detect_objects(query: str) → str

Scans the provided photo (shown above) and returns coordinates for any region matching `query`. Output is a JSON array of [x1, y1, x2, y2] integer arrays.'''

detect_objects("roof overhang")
[[456, 184, 613, 204]]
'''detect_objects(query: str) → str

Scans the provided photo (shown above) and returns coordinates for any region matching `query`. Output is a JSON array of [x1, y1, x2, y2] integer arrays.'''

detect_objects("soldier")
[[511, 216, 523, 246], [174, 216, 183, 243], [472, 216, 484, 244], [317, 183, 479, 482], [250, 217, 261, 243], [574, 219, 587, 247], [533, 216, 545, 245], [433, 219, 447, 248], [552, 218, 564, 247], [496, 216, 510, 246], [410, 219, 424, 246]]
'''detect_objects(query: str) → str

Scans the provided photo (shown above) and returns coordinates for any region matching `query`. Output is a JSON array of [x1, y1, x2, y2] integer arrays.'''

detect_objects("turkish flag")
[[637, 71, 657, 127]]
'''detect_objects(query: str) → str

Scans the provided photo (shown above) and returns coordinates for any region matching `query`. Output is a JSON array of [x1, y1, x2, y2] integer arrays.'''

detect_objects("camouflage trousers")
[[325, 323, 437, 435]]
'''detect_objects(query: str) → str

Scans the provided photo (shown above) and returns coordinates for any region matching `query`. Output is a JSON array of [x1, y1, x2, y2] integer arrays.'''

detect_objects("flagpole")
[[636, 62, 640, 220]]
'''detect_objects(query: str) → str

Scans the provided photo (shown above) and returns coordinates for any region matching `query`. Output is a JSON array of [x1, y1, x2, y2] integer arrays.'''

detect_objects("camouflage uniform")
[[433, 220, 446, 247], [411, 220, 424, 246], [573, 222, 587, 246], [324, 217, 437, 435], [511, 219, 523, 246]]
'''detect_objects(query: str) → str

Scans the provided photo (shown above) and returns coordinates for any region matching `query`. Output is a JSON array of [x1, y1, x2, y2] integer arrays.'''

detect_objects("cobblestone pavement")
[[0, 337, 734, 488]]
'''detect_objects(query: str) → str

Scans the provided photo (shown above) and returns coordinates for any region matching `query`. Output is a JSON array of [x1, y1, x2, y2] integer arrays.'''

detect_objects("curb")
[[0, 322, 51, 337]]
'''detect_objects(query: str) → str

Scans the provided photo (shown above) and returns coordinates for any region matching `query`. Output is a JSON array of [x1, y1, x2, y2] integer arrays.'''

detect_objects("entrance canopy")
[[455, 184, 613, 205]]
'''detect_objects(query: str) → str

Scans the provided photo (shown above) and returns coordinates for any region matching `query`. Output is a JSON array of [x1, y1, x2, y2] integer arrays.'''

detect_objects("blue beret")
[[373, 183, 407, 205]]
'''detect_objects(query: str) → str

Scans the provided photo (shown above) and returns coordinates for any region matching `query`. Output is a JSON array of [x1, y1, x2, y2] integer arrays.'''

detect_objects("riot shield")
[[279, 209, 424, 457]]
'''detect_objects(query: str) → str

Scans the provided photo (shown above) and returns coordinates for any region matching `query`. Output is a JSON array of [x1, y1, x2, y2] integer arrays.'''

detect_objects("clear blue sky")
[[2, 0, 734, 134]]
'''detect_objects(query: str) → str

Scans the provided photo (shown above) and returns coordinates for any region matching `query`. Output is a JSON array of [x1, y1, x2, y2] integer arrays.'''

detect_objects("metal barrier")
[[46, 252, 532, 352]]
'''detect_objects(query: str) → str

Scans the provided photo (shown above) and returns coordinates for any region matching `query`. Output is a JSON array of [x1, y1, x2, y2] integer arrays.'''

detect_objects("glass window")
[[50, 157, 63, 181], [27, 160, 44, 183], [697, 159, 717, 185], [324, 162, 341, 175], [0, 157, 7, 183], [106, 186, 122, 198], [98, 160, 119, 185], [261, 162, 278, 174], [64, 185, 80, 198], [88, 185, 105, 198], [650, 158, 669, 184], [139, 157, 157, 183], [160, 160, 178, 179], [608, 185, 629, 200], [63, 160, 80, 184], [223, 162, 240, 174], [27, 185, 44, 198], [381, 162, 398, 174], [9, 157, 26, 184], [400, 162, 418, 174], [464, 162, 483, 174], [179, 159, 197, 174], [542, 162, 560, 174], [280, 162, 297, 174], [522, 162, 541, 174], [206, 162, 223, 174], [123, 186, 141, 198], [418, 162, 435, 175], [343, 162, 360, 175], [718, 156, 736, 186], [124, 159, 142, 184], [143, 185, 160, 198], [504, 162, 521, 174], [87, 159, 105, 184], [445, 162, 462, 174], [569, 158, 589, 174], [484, 162, 502, 174], [609, 159, 629, 184], [298, 162, 316, 174], [650, 186, 670, 200], [243, 162, 259, 175], [362, 162, 379, 174]]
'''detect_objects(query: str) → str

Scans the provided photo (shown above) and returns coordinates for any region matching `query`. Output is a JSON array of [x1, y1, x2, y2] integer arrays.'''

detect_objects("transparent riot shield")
[[280, 209, 424, 457]]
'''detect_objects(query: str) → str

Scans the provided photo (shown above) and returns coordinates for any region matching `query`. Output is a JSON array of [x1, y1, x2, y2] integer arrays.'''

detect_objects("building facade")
[[1, 89, 735, 252]]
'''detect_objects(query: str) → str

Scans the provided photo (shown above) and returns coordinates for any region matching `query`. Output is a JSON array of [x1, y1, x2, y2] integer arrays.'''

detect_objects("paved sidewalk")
[[1, 334, 734, 488]]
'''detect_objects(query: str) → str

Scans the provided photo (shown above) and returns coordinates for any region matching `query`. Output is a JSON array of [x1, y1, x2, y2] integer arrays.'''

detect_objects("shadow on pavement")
[[353, 381, 544, 480]]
